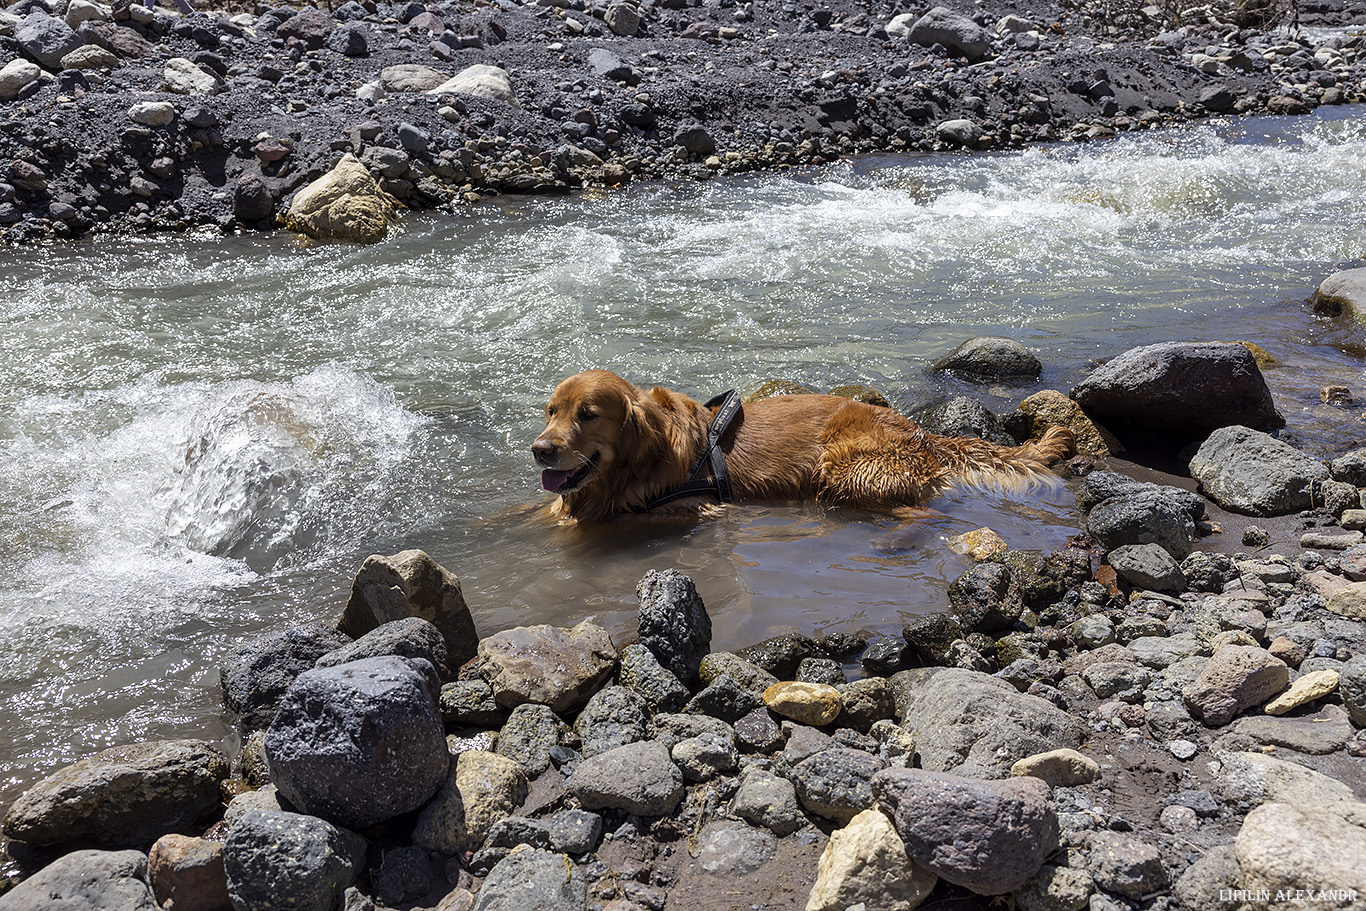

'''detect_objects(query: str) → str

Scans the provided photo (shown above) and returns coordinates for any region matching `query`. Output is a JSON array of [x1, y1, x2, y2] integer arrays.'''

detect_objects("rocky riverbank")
[[5, 322, 1366, 909], [0, 0, 1364, 241]]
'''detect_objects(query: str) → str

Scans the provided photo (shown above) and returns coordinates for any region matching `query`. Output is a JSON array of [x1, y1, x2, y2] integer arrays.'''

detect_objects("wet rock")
[[0, 59, 41, 102], [873, 768, 1058, 895], [471, 849, 585, 911], [762, 681, 841, 726], [1183, 645, 1288, 727], [931, 337, 1042, 382], [222, 809, 365, 911], [1309, 266, 1366, 320], [671, 731, 738, 781], [734, 707, 783, 753], [1019, 389, 1121, 456], [495, 702, 566, 777], [637, 569, 711, 686], [1106, 543, 1186, 591], [861, 634, 913, 675], [947, 561, 1024, 634], [1189, 425, 1330, 516], [565, 741, 684, 817], [616, 643, 689, 714], [902, 613, 964, 665], [477, 619, 616, 714], [380, 63, 449, 92], [340, 552, 475, 670], [16, 12, 80, 69], [574, 685, 648, 757], [286, 152, 398, 244], [2, 740, 228, 849], [549, 809, 602, 855], [1075, 470, 1205, 523], [906, 6, 992, 61], [806, 808, 936, 911], [317, 616, 451, 679], [893, 667, 1085, 777], [147, 834, 229, 911], [275, 6, 335, 49], [164, 57, 219, 95], [736, 633, 822, 679], [1087, 831, 1166, 899], [731, 767, 805, 836], [914, 397, 1014, 445], [684, 673, 761, 721], [1086, 490, 1195, 559], [694, 820, 776, 874], [790, 747, 886, 824], [264, 656, 448, 828], [412, 750, 529, 855], [1010, 748, 1100, 788], [428, 64, 519, 108], [1070, 341, 1283, 443], [0, 849, 157, 910], [1234, 803, 1366, 907]]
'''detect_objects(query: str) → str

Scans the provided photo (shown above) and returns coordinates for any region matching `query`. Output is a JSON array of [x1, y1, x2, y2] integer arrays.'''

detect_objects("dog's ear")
[[619, 391, 668, 469]]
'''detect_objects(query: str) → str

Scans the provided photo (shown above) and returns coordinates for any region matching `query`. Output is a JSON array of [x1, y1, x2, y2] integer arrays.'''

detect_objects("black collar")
[[636, 390, 741, 511]]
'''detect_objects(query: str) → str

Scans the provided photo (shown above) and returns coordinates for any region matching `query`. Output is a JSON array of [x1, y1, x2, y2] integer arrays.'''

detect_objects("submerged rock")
[[930, 337, 1042, 382], [477, 619, 617, 713]]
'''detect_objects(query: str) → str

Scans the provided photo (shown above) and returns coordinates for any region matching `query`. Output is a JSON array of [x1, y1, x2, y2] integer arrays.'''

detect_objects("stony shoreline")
[[0, 0, 1364, 242], [6, 325, 1366, 909]]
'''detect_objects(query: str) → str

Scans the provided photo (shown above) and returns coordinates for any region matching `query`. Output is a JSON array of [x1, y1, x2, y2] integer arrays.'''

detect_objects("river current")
[[2, 107, 1364, 806]]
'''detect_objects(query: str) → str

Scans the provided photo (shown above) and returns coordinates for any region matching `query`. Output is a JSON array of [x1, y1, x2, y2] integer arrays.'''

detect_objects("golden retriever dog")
[[532, 370, 1076, 522]]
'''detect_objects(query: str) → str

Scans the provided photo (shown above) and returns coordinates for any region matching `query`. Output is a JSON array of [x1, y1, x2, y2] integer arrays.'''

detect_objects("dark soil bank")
[[0, 0, 1364, 241]]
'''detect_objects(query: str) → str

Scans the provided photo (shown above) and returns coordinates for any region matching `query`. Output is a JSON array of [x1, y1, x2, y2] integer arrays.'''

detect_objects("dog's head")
[[532, 370, 644, 496]]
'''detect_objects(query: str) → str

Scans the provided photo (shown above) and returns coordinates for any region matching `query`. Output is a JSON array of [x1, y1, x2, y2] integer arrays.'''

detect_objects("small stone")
[[1010, 748, 1100, 787], [1168, 739, 1198, 760], [762, 681, 841, 726], [671, 732, 739, 782], [731, 768, 805, 836], [1087, 831, 1167, 899], [694, 820, 776, 875], [1182, 645, 1289, 727], [949, 527, 1008, 560], [148, 834, 229, 911], [565, 741, 684, 817]]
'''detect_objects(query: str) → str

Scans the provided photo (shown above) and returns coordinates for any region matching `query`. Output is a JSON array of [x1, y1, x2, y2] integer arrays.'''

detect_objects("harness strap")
[[639, 390, 740, 511]]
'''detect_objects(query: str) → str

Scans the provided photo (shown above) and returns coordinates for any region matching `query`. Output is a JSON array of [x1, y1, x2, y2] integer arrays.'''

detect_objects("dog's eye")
[[547, 405, 557, 418], [578, 407, 597, 421]]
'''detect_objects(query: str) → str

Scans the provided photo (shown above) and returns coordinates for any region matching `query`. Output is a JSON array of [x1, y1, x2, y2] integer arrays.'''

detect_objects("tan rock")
[[764, 681, 842, 727], [164, 57, 218, 95], [148, 834, 231, 911], [805, 808, 937, 911], [411, 750, 528, 855], [1019, 389, 1122, 456], [949, 527, 1008, 561], [1232, 340, 1278, 368], [60, 44, 119, 70], [1264, 670, 1339, 716], [0, 59, 41, 102], [380, 63, 450, 92], [1327, 581, 1366, 620], [1010, 748, 1100, 788], [427, 63, 520, 109], [286, 153, 398, 244]]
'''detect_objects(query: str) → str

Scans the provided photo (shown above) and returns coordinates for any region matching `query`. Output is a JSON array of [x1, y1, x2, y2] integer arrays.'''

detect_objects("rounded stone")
[[762, 681, 842, 726]]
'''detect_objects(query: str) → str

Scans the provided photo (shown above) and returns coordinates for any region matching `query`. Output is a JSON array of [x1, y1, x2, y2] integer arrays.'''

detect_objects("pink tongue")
[[542, 468, 573, 492]]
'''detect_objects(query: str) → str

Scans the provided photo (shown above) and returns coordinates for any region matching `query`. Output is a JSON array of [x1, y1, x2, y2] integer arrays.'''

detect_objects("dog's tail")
[[943, 425, 1077, 494]]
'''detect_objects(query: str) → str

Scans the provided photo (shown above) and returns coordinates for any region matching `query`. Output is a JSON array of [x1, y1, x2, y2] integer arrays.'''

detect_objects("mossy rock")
[[743, 379, 817, 403], [829, 384, 891, 408]]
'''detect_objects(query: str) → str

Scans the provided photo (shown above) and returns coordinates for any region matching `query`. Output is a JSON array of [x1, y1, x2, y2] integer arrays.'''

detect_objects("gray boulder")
[[574, 685, 648, 757], [548, 809, 603, 855], [274, 6, 335, 49], [617, 643, 689, 714], [220, 625, 351, 729], [477, 619, 616, 713], [873, 767, 1058, 895], [637, 569, 711, 685], [906, 6, 992, 61], [16, 12, 81, 69], [339, 550, 478, 670], [1086, 490, 1195, 559], [264, 656, 448, 828], [326, 21, 370, 56], [439, 678, 506, 727], [2, 741, 228, 849], [893, 668, 1085, 777], [471, 849, 586, 911], [222, 809, 365, 911], [789, 748, 886, 824], [1071, 342, 1283, 442], [1309, 266, 1366, 321], [495, 703, 567, 777], [1189, 425, 1330, 516], [316, 616, 451, 679], [1106, 543, 1186, 591], [564, 740, 684, 816], [930, 337, 1041, 382], [0, 849, 156, 910], [672, 731, 739, 782], [914, 396, 1015, 445]]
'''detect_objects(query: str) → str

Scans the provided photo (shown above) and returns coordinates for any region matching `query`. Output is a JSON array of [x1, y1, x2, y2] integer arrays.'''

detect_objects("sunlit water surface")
[[2, 107, 1365, 806]]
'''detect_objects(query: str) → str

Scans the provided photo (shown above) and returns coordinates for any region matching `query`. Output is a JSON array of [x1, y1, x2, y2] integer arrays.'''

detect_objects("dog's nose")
[[532, 438, 558, 465]]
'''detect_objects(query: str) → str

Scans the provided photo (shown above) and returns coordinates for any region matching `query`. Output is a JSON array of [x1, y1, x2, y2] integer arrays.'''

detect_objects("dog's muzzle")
[[539, 451, 598, 493]]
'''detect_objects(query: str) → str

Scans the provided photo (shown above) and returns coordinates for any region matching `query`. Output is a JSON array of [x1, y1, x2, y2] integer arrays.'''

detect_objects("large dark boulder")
[[637, 569, 711, 686], [220, 625, 351, 730], [1070, 342, 1283, 445]]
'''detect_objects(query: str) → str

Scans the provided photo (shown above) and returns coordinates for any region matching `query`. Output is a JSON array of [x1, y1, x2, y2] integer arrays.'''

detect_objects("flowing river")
[[2, 106, 1365, 808]]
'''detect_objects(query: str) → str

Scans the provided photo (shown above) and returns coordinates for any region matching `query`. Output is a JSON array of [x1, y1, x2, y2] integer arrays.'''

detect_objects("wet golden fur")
[[532, 370, 1076, 522]]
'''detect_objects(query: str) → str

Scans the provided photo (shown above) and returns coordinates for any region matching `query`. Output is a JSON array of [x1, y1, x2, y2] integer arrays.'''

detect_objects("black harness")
[[638, 390, 742, 512]]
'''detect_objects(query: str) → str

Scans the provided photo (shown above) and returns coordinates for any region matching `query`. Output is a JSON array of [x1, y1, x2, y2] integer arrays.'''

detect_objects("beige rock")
[[164, 57, 218, 95], [1264, 670, 1339, 716], [1233, 341, 1278, 368], [1010, 748, 1100, 788], [286, 153, 399, 244], [1234, 803, 1366, 909], [0, 58, 41, 102], [1310, 266, 1366, 322], [380, 63, 449, 92], [65, 0, 108, 27], [478, 619, 618, 714], [148, 834, 231, 911], [1327, 581, 1366, 620], [427, 63, 520, 108], [1209, 629, 1258, 651], [1019, 389, 1122, 456], [805, 808, 937, 911], [764, 681, 842, 727], [60, 44, 119, 70], [411, 750, 528, 855], [339, 548, 476, 668], [949, 527, 1008, 561]]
